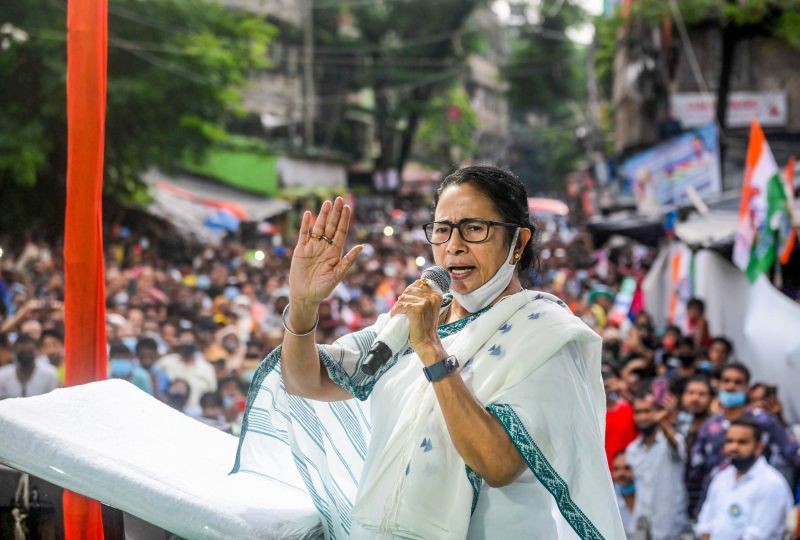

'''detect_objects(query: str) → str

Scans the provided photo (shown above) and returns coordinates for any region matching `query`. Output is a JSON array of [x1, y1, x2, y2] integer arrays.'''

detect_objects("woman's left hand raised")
[[389, 278, 445, 363]]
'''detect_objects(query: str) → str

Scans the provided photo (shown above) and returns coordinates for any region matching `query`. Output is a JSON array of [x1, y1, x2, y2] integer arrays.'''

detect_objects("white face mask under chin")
[[450, 228, 520, 313]]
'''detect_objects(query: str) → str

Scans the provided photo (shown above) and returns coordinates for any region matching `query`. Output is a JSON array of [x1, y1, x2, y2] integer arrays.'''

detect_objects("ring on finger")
[[320, 234, 334, 245], [420, 278, 430, 288], [309, 232, 321, 240]]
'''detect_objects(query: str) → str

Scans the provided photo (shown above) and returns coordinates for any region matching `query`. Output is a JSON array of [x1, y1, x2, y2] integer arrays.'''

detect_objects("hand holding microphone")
[[361, 266, 450, 375]]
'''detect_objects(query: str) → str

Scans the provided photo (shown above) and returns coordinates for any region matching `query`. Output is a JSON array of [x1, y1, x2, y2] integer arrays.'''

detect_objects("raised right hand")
[[289, 197, 364, 308]]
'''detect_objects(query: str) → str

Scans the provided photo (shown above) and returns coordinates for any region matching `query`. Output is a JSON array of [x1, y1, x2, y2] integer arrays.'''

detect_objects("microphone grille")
[[421, 266, 450, 294]]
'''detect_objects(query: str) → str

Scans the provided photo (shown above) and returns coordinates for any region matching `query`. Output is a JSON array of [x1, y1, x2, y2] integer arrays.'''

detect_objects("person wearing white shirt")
[[696, 417, 793, 540], [0, 334, 57, 399], [625, 391, 689, 540]]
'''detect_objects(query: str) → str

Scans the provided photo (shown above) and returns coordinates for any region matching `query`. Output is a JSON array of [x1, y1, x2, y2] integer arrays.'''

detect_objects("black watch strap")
[[423, 355, 459, 382]]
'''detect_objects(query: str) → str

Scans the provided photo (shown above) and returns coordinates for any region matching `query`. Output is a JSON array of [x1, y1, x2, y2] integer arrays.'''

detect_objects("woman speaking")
[[232, 166, 624, 539]]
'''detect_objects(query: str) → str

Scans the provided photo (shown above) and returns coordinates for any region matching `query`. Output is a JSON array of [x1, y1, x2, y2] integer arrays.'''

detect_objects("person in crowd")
[[696, 418, 793, 540], [689, 362, 800, 509], [604, 362, 639, 468], [38, 328, 65, 386], [198, 391, 231, 432], [685, 297, 711, 350], [749, 382, 785, 426], [203, 325, 245, 375], [654, 324, 682, 370], [136, 337, 169, 400], [625, 389, 688, 539], [0, 334, 57, 399], [611, 451, 643, 539], [707, 336, 734, 372], [156, 328, 217, 413], [651, 336, 698, 402], [165, 378, 191, 414], [676, 375, 715, 516], [108, 340, 154, 396], [273, 166, 625, 537]]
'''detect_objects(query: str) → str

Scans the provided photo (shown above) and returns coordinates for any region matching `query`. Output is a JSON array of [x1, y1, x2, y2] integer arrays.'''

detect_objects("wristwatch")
[[423, 355, 459, 383]]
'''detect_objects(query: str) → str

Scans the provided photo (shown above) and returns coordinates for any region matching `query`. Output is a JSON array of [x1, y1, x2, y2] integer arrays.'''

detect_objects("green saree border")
[[487, 403, 605, 540]]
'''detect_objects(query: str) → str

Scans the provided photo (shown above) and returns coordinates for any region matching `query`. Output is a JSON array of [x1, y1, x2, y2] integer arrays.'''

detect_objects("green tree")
[[503, 1, 588, 193], [0, 0, 275, 239], [311, 0, 484, 173], [416, 84, 478, 168]]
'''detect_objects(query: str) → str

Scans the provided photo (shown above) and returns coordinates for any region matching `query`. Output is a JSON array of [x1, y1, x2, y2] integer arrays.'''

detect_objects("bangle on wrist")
[[282, 304, 318, 337]]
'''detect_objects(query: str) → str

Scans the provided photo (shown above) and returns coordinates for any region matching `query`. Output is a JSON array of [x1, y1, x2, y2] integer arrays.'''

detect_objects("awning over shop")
[[586, 213, 665, 247], [528, 197, 569, 217], [141, 169, 291, 244]]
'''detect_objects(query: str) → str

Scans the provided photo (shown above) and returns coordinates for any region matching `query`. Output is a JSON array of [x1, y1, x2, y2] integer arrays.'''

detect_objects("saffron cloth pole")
[[63, 0, 109, 537]]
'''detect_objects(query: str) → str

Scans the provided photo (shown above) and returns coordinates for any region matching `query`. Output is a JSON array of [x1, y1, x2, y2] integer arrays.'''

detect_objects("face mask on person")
[[450, 228, 521, 313], [637, 422, 658, 436], [222, 395, 235, 409], [677, 410, 694, 424], [177, 344, 197, 358], [614, 482, 636, 496], [730, 454, 758, 472], [16, 351, 35, 369], [109, 359, 134, 379], [718, 390, 747, 409], [678, 354, 695, 368], [696, 360, 713, 373], [122, 336, 138, 354]]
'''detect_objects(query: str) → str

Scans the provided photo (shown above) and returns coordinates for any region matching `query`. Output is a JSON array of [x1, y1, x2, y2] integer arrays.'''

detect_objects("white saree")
[[233, 290, 625, 539]]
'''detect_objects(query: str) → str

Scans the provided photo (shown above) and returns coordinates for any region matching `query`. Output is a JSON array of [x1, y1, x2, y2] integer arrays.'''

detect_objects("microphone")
[[361, 266, 450, 376]]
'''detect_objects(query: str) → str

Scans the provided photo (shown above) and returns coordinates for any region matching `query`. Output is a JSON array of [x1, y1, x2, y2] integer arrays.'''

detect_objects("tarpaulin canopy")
[[141, 169, 291, 244], [528, 197, 569, 217]]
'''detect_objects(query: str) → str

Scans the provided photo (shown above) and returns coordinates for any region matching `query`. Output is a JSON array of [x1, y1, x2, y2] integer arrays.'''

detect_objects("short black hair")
[[136, 337, 158, 353], [730, 417, 763, 443], [721, 362, 751, 384], [711, 336, 733, 354], [14, 334, 38, 348], [687, 297, 705, 312], [40, 329, 64, 344], [433, 166, 538, 273], [684, 375, 714, 396], [664, 324, 682, 338], [108, 340, 132, 358], [200, 391, 223, 409]]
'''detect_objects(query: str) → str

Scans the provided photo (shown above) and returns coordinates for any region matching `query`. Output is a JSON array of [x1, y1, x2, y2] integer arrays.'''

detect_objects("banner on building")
[[621, 123, 722, 215], [671, 91, 787, 128]]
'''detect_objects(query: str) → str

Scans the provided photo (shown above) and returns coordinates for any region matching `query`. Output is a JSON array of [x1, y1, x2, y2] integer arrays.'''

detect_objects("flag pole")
[[63, 0, 109, 537]]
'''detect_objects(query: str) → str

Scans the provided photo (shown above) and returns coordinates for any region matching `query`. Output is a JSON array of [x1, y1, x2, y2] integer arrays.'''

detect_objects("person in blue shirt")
[[135, 337, 169, 400], [108, 340, 153, 396], [688, 362, 800, 516]]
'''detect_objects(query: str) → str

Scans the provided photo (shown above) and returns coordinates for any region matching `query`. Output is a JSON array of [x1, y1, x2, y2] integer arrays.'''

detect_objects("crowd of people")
[[1, 191, 798, 538]]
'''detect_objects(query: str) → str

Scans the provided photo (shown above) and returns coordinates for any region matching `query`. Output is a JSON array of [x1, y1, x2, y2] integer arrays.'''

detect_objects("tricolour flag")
[[733, 119, 794, 282]]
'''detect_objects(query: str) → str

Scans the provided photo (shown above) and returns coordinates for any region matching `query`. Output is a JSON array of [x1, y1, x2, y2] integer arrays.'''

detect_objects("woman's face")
[[432, 184, 514, 295]]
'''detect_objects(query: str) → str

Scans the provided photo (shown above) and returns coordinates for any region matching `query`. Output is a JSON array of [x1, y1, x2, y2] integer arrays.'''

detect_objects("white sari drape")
[[232, 291, 625, 539]]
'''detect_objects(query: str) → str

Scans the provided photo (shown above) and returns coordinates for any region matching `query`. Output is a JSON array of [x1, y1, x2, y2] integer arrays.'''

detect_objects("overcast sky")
[[491, 0, 605, 44]]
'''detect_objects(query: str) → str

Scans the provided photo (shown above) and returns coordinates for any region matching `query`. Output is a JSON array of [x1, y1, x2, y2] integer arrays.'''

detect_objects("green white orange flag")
[[733, 119, 794, 282]]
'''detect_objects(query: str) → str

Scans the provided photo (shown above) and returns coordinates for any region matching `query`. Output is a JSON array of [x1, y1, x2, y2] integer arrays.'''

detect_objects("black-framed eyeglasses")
[[422, 218, 518, 245]]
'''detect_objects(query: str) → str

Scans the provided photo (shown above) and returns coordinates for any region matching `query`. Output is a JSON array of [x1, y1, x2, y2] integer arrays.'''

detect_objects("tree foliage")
[[0, 0, 275, 238], [503, 0, 588, 193], [416, 83, 478, 168], [311, 0, 485, 172]]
